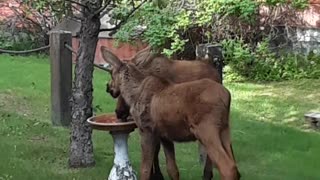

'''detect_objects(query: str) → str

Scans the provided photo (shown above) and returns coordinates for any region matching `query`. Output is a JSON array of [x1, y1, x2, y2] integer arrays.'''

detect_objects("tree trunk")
[[65, 1, 73, 17], [69, 1, 102, 168]]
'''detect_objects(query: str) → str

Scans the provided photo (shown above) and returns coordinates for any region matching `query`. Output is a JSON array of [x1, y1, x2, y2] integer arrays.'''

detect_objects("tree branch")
[[99, 0, 148, 33], [9, 6, 43, 30], [98, 6, 115, 18], [71, 3, 83, 12], [70, 15, 85, 21], [91, 0, 112, 17], [65, 0, 89, 10], [93, 63, 111, 72], [71, 3, 86, 17], [130, 0, 135, 9]]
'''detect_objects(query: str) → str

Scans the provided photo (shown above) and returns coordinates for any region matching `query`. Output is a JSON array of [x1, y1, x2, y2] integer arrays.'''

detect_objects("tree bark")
[[69, 0, 102, 168]]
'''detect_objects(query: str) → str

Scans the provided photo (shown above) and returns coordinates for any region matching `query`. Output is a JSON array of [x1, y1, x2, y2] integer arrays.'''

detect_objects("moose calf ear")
[[100, 46, 122, 70], [131, 45, 152, 65]]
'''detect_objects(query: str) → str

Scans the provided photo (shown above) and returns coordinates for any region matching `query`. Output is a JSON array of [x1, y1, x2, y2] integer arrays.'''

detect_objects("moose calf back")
[[150, 78, 230, 142], [137, 55, 222, 84]]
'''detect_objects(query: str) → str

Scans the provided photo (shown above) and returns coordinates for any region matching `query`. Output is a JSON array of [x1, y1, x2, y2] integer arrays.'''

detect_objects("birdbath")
[[87, 113, 137, 180]]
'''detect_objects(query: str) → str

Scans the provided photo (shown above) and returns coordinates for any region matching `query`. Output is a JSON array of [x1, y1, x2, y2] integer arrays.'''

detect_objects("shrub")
[[222, 38, 320, 82], [0, 30, 40, 51]]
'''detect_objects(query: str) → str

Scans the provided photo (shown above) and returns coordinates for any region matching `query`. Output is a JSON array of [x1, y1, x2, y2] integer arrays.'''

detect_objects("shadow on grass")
[[227, 80, 320, 129], [230, 108, 320, 180]]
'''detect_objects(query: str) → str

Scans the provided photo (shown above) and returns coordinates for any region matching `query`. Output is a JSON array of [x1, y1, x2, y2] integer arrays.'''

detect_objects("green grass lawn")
[[0, 54, 319, 180]]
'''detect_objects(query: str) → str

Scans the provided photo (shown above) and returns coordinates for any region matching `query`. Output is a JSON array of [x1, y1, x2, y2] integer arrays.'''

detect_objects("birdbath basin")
[[87, 113, 137, 180]]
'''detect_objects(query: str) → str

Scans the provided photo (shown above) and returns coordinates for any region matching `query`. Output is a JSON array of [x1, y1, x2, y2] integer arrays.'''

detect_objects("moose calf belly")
[[151, 110, 197, 142], [151, 97, 198, 142], [156, 122, 197, 142]]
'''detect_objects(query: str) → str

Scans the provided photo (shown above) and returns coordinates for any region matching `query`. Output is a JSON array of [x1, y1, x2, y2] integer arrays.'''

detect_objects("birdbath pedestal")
[[87, 114, 137, 180]]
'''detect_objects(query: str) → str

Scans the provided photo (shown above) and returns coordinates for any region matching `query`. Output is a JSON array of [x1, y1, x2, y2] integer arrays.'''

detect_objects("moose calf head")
[[106, 73, 121, 99], [101, 45, 152, 96], [101, 46, 150, 98], [101, 47, 124, 98]]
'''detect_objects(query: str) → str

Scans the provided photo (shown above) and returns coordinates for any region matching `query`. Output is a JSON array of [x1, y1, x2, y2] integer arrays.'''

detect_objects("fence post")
[[196, 43, 224, 83], [49, 31, 72, 127]]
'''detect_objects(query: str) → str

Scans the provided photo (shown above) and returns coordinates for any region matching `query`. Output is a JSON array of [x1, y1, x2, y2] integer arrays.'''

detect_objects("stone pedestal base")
[[108, 132, 137, 180]]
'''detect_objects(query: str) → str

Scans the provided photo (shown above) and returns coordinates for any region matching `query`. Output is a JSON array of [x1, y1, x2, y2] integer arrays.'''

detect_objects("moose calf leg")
[[195, 123, 239, 180], [161, 139, 179, 180], [220, 127, 240, 179], [199, 143, 207, 165], [221, 127, 236, 162], [206, 145, 239, 180], [140, 132, 158, 180], [203, 156, 213, 180], [150, 142, 164, 180]]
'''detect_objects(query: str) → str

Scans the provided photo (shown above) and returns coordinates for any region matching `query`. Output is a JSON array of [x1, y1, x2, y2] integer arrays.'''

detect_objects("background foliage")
[[1, 0, 317, 81], [114, 0, 319, 81], [0, 0, 67, 50], [222, 38, 320, 81]]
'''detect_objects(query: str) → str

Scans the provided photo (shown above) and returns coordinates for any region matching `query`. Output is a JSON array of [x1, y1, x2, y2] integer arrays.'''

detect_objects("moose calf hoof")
[[150, 172, 164, 180]]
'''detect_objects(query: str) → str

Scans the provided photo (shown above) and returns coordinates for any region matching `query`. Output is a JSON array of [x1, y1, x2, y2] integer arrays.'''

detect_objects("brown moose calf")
[[101, 46, 240, 180], [105, 47, 223, 179]]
